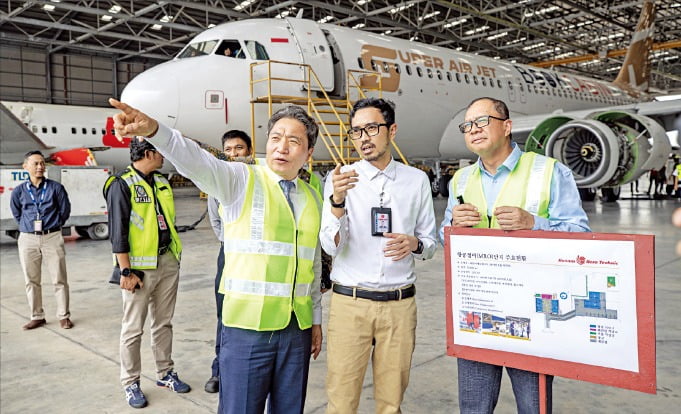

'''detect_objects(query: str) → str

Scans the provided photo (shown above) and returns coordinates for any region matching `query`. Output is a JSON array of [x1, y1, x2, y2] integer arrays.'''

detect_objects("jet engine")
[[525, 111, 671, 191]]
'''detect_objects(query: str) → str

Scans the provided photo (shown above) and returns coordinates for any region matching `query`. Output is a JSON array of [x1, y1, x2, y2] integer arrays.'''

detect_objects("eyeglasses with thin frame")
[[347, 123, 390, 140], [458, 115, 508, 134]]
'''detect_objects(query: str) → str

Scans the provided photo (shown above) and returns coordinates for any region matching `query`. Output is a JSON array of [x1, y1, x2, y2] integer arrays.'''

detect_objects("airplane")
[[0, 100, 131, 169]]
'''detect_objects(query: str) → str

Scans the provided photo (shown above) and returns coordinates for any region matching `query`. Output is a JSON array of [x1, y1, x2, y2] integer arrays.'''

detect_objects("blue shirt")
[[439, 143, 591, 244], [10, 178, 71, 233]]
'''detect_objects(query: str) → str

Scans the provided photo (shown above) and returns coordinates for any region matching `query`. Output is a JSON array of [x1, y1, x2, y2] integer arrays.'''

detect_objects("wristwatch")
[[121, 268, 131, 277], [329, 194, 345, 208], [412, 239, 424, 254]]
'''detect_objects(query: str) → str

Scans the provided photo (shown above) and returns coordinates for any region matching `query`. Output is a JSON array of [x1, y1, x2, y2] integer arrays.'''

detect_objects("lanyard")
[[26, 181, 47, 219]]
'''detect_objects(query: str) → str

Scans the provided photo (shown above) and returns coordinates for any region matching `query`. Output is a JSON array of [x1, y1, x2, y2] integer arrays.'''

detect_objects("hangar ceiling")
[[1, 0, 680, 94]]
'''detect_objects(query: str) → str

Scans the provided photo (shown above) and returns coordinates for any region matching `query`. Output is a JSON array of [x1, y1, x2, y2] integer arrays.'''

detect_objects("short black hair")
[[24, 150, 45, 162], [467, 97, 510, 120], [267, 106, 318, 148], [222, 130, 252, 150], [466, 97, 511, 139], [350, 97, 396, 126], [129, 138, 157, 162]]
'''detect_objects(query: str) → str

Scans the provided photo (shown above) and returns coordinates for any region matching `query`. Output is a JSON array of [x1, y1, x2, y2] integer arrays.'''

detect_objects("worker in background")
[[10, 150, 73, 330], [109, 98, 323, 414], [321, 97, 438, 413], [439, 97, 590, 413], [104, 138, 190, 409], [204, 129, 254, 394]]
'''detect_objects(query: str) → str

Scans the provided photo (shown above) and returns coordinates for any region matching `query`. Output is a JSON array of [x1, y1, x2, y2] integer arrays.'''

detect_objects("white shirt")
[[151, 124, 322, 324], [320, 159, 437, 290]]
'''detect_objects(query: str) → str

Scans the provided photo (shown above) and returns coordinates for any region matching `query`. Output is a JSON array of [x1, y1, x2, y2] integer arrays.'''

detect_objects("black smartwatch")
[[329, 194, 345, 208], [412, 239, 424, 254], [121, 268, 131, 277]]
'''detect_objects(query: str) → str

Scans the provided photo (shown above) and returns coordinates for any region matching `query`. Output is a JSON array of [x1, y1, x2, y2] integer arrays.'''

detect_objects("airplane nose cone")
[[120, 63, 179, 128]]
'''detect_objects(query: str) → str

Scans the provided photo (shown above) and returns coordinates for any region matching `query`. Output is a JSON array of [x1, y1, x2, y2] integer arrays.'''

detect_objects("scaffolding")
[[249, 60, 408, 169]]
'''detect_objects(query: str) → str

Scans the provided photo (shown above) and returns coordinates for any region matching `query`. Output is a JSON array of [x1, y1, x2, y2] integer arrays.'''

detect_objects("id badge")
[[371, 207, 392, 236], [157, 214, 168, 230], [33, 220, 43, 232]]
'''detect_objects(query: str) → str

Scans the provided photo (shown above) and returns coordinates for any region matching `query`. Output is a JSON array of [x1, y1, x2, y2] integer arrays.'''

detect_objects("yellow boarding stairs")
[[249, 60, 409, 170]]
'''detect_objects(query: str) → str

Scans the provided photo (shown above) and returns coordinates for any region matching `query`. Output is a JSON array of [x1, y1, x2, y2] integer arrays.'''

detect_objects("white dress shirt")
[[320, 158, 437, 290], [150, 124, 322, 324]]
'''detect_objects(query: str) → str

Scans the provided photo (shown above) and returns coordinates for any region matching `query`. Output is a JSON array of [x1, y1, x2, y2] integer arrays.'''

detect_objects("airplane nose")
[[120, 64, 179, 129]]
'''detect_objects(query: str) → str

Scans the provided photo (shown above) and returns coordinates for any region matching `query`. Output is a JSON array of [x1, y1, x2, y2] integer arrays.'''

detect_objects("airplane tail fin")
[[612, 0, 655, 97]]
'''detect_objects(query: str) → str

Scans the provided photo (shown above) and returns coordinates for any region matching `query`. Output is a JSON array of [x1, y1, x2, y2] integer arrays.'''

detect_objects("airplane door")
[[507, 79, 517, 103], [285, 18, 334, 91], [517, 78, 527, 104]]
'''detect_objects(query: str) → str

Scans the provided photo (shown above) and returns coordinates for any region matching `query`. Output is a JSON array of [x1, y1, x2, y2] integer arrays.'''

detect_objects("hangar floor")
[[1, 187, 679, 413]]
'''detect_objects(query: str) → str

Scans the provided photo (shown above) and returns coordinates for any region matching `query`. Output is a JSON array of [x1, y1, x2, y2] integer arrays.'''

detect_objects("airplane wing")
[[0, 102, 52, 165]]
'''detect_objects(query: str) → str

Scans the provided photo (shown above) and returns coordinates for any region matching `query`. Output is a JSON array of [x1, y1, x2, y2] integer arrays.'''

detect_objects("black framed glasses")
[[347, 123, 390, 140], [458, 115, 508, 134]]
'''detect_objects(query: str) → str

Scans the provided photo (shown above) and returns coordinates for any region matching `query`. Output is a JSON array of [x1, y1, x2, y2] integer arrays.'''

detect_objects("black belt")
[[332, 284, 415, 301], [158, 245, 170, 255], [27, 228, 61, 235]]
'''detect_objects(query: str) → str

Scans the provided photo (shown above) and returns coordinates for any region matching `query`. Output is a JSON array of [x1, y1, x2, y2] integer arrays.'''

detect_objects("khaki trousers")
[[17, 232, 70, 320], [120, 252, 180, 387], [326, 291, 417, 414]]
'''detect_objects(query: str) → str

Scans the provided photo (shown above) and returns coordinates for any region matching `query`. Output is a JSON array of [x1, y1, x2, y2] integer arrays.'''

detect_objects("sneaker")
[[157, 370, 191, 393], [125, 381, 148, 409]]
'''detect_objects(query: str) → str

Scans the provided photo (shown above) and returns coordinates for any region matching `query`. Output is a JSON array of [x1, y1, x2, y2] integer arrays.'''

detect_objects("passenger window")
[[456, 73, 461, 83], [178, 40, 218, 58], [508, 81, 513, 90], [71, 127, 76, 134], [82, 128, 87, 134], [416, 67, 423, 77], [42, 126, 47, 133], [371, 60, 378, 71], [52, 127, 57, 134], [406, 65, 412, 75], [216, 40, 245, 59], [437, 70, 442, 80], [358, 57, 364, 69], [383, 62, 390, 73], [497, 79, 502, 88], [395, 63, 401, 74], [473, 76, 478, 85], [464, 74, 470, 84], [446, 72, 452, 81], [244, 40, 269, 60], [481, 77, 486, 86], [427, 68, 433, 78], [92, 128, 97, 134]]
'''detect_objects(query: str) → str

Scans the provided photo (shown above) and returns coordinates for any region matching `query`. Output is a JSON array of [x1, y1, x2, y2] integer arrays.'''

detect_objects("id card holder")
[[371, 207, 392, 236], [33, 220, 43, 232], [157, 214, 168, 230]]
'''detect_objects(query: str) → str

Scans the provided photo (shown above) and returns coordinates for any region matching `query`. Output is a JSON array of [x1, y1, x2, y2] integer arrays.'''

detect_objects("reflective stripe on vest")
[[223, 239, 315, 261], [224, 279, 312, 297]]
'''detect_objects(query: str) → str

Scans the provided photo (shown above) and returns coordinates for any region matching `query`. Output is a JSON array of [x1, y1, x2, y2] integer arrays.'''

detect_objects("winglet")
[[612, 0, 656, 98]]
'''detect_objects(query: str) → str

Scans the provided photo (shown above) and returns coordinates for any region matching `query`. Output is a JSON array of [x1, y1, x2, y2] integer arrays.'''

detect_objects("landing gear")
[[428, 170, 439, 197], [600, 186, 621, 202], [439, 175, 451, 198], [75, 223, 109, 240], [578, 188, 597, 202]]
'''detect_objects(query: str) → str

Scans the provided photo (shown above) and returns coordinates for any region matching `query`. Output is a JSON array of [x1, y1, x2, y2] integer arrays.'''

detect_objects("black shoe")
[[204, 376, 219, 393]]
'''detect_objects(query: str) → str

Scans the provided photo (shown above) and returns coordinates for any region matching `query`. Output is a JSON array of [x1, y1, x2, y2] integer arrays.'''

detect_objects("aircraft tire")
[[428, 170, 439, 197], [578, 188, 597, 202], [601, 187, 621, 202], [439, 175, 451, 198], [87, 223, 109, 240]]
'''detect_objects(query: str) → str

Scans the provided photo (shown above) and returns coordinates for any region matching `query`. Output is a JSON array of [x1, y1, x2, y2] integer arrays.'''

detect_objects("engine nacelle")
[[526, 111, 671, 188]]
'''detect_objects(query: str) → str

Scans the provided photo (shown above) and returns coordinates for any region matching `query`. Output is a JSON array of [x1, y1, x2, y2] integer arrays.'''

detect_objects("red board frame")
[[443, 227, 656, 394]]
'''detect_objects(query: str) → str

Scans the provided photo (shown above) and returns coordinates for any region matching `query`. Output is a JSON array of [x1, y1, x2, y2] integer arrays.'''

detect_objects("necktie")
[[279, 180, 295, 214]]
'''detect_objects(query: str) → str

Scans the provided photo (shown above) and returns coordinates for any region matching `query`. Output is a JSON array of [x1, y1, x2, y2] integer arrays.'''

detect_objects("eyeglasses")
[[458, 115, 508, 134], [347, 123, 390, 140]]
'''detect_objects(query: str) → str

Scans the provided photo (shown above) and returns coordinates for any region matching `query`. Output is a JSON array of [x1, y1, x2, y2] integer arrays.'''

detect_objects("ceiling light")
[[208, 23, 216, 28], [151, 24, 163, 30], [383, 30, 393, 35], [43, 4, 56, 11], [418, 11, 440, 21], [358, 0, 372, 5], [353, 23, 366, 29], [101, 15, 113, 21], [108, 5, 122, 14], [464, 25, 489, 36], [276, 10, 291, 19], [234, 0, 256, 11], [443, 18, 467, 29], [160, 15, 173, 23], [390, 3, 416, 14], [486, 32, 508, 41], [524, 6, 560, 18], [317, 15, 334, 23]]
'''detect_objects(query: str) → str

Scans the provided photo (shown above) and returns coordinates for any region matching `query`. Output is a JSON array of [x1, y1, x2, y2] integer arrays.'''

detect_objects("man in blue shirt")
[[439, 97, 590, 413], [10, 150, 73, 330]]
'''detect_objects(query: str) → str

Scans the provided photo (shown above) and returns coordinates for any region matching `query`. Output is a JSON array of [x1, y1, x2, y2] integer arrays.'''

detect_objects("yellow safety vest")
[[451, 152, 555, 228], [104, 166, 182, 268], [219, 165, 321, 331]]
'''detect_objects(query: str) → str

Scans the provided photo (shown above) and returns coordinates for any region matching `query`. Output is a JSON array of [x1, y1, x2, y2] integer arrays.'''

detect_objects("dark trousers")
[[211, 243, 225, 378], [217, 317, 312, 414]]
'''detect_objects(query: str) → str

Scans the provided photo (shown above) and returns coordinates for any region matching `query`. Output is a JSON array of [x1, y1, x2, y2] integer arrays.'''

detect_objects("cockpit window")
[[216, 40, 246, 59], [177, 40, 219, 58], [244, 40, 269, 60]]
